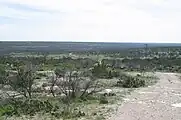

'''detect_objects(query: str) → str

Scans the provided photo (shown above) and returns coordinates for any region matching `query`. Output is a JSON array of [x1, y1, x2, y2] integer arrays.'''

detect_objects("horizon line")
[[1, 40, 181, 44]]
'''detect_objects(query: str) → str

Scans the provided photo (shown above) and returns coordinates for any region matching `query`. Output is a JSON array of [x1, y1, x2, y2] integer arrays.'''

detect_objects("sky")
[[0, 0, 181, 43]]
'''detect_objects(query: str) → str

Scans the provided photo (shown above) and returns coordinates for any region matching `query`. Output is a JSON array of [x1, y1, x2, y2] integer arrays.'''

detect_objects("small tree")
[[91, 62, 108, 78], [51, 70, 101, 102], [8, 63, 37, 98], [0, 64, 8, 86]]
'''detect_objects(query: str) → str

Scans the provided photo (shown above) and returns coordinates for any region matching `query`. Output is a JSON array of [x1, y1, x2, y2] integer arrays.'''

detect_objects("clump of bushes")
[[91, 61, 119, 79], [0, 99, 55, 117], [0, 99, 87, 119], [117, 73, 146, 88], [0, 105, 14, 117], [60, 106, 86, 119], [99, 96, 108, 104]]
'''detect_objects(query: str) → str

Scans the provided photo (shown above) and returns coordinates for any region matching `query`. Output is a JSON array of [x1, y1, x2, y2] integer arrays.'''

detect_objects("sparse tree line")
[[1, 55, 181, 73]]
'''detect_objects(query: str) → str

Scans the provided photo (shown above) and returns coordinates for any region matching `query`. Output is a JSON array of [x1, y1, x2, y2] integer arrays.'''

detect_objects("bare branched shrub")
[[50, 70, 102, 102], [7, 63, 37, 98]]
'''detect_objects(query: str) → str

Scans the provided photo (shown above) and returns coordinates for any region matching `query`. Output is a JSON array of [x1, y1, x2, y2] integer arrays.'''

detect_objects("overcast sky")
[[0, 0, 181, 43]]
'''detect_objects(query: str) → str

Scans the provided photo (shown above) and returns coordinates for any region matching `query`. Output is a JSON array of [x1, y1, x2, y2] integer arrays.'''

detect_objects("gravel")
[[107, 72, 181, 120]]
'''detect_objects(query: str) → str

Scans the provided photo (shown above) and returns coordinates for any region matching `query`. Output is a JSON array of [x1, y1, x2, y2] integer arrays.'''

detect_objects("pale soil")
[[107, 72, 181, 120]]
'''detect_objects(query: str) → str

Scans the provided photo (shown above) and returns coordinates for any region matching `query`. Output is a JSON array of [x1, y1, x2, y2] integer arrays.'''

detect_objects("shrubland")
[[0, 50, 169, 120]]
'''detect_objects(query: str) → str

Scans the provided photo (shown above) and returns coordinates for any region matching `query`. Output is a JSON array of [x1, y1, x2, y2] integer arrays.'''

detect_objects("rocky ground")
[[107, 72, 181, 120]]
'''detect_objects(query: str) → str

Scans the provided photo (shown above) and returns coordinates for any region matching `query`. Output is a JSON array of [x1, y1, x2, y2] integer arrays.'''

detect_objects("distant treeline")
[[1, 42, 181, 55], [1, 55, 181, 72]]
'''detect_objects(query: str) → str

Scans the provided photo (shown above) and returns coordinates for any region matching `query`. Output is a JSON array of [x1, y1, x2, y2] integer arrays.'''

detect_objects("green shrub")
[[0, 105, 14, 117], [60, 105, 85, 119], [92, 63, 108, 78], [91, 62, 119, 79], [99, 96, 108, 104], [0, 99, 55, 117], [117, 73, 146, 88], [0, 99, 86, 119]]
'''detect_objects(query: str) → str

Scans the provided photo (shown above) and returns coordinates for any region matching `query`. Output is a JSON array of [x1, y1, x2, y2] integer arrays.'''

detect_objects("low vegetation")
[[116, 73, 146, 88], [0, 63, 157, 120], [2, 44, 178, 119]]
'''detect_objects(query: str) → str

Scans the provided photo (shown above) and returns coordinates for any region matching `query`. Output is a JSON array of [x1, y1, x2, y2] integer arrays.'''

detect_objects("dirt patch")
[[107, 72, 181, 120]]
